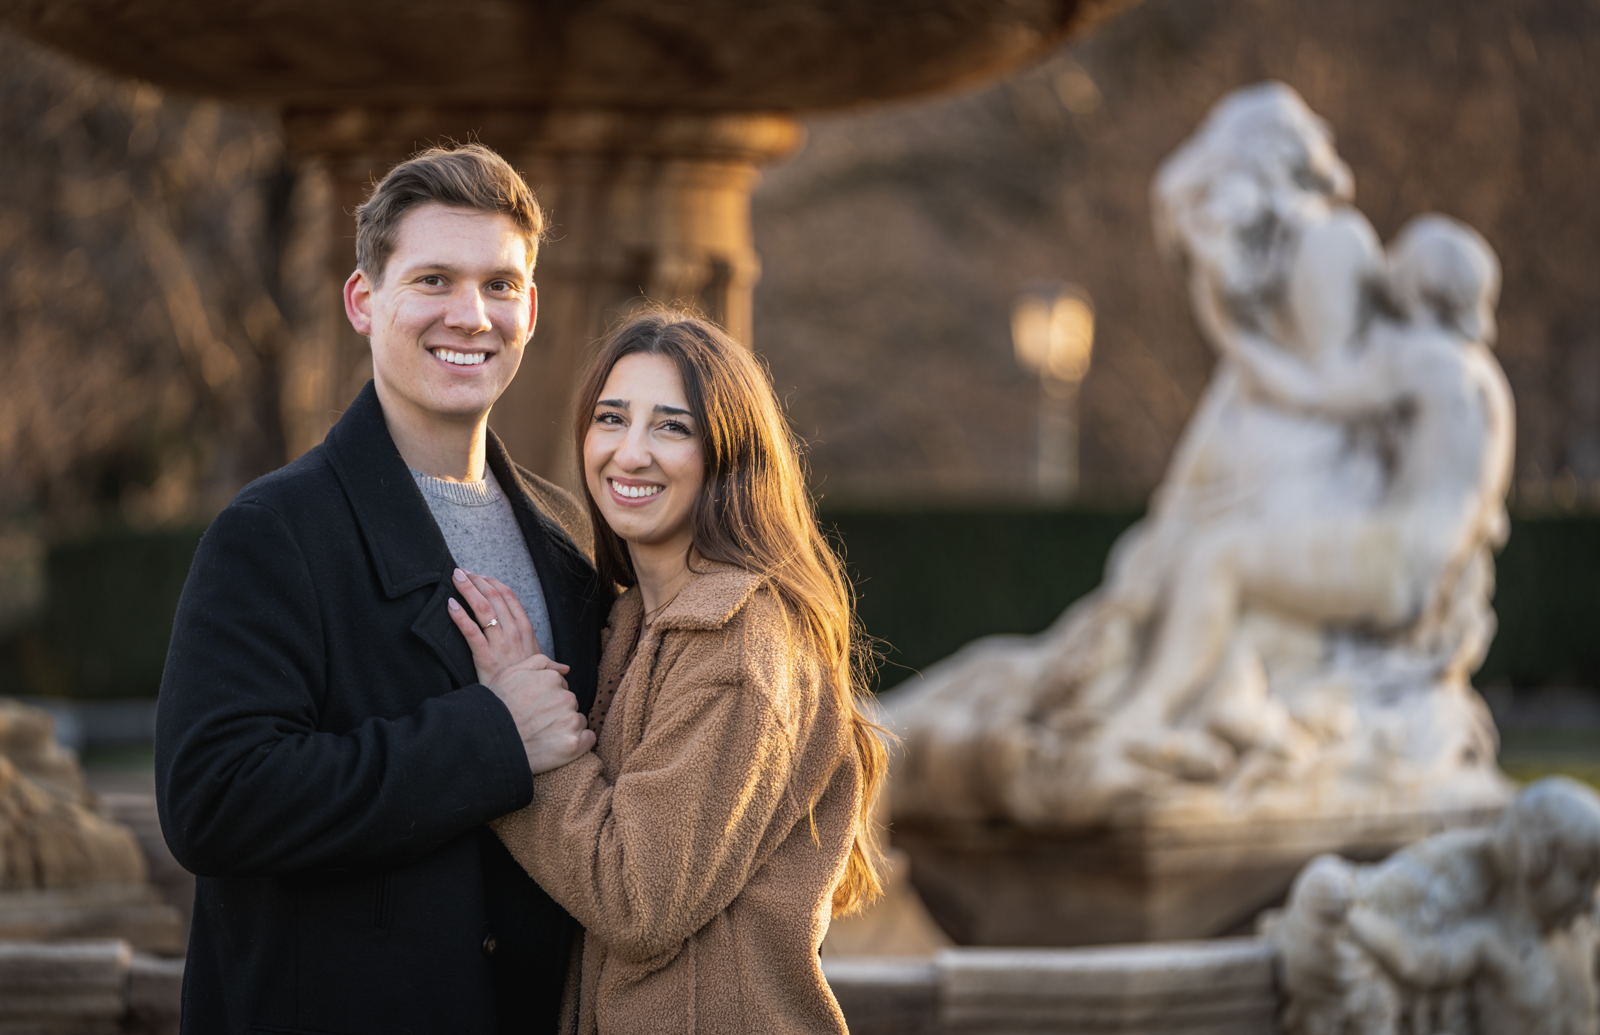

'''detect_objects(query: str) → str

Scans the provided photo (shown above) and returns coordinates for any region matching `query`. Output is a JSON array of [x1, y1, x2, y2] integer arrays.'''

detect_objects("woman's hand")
[[446, 568, 565, 688], [446, 569, 591, 773]]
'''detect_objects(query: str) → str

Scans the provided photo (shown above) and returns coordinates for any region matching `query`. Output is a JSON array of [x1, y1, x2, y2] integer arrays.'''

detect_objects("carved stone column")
[[0, 0, 1130, 478]]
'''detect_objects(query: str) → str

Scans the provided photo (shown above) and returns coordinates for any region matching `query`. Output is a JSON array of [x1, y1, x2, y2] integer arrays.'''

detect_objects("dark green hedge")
[[2, 510, 1596, 699], [823, 508, 1144, 689], [827, 508, 1600, 691], [1481, 514, 1600, 687], [0, 525, 205, 699]]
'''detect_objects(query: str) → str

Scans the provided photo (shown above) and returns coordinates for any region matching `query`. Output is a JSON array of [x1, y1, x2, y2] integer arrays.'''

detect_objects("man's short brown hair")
[[354, 143, 545, 285]]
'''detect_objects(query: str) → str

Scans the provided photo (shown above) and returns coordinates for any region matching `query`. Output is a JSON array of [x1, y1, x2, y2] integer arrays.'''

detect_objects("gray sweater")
[[410, 465, 557, 659]]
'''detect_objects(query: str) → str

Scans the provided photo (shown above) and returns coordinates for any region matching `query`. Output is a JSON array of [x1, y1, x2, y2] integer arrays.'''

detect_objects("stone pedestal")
[[0, 886, 183, 954], [96, 794, 192, 949], [895, 805, 1502, 947], [822, 939, 1277, 1035], [0, 940, 182, 1035], [0, 940, 128, 1035], [939, 940, 1275, 1035], [822, 957, 939, 1035]]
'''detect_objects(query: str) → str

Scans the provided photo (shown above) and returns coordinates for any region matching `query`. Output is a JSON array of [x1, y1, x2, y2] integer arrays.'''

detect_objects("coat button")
[[482, 933, 498, 957]]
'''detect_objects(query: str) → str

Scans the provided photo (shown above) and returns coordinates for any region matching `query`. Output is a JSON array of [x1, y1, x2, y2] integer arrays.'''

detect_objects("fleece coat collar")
[[647, 561, 764, 632]]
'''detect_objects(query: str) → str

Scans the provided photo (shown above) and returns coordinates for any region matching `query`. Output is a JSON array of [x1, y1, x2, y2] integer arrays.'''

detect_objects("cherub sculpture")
[[1270, 776, 1600, 1035], [1111, 213, 1513, 777], [886, 83, 1512, 832]]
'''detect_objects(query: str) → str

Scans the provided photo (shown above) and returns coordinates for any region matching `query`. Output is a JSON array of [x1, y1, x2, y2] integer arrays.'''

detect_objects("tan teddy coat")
[[492, 562, 862, 1035]]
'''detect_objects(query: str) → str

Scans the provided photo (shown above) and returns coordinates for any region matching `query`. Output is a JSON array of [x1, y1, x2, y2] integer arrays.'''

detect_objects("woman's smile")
[[607, 477, 665, 504]]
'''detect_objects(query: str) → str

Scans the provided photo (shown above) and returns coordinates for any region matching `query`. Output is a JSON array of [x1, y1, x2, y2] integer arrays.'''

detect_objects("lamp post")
[[1012, 282, 1094, 500]]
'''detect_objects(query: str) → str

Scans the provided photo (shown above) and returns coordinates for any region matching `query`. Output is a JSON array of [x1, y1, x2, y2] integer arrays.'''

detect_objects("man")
[[156, 143, 606, 1034]]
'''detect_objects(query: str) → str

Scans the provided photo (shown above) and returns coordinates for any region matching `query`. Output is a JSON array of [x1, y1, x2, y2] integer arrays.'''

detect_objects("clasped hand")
[[446, 568, 595, 774]]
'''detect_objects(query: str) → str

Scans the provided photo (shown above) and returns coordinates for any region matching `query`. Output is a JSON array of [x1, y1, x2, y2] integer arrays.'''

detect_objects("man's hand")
[[489, 656, 595, 774]]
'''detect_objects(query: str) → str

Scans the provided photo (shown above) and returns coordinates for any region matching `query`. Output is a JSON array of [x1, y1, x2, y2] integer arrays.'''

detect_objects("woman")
[[445, 310, 887, 1034]]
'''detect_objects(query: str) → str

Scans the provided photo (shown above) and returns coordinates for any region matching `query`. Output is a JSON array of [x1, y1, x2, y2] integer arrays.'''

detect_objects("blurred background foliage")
[[0, 29, 325, 643], [3, 0, 1600, 700], [756, 0, 1600, 505]]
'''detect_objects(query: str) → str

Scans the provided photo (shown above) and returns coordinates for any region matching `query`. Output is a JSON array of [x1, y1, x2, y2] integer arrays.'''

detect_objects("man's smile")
[[430, 347, 490, 367]]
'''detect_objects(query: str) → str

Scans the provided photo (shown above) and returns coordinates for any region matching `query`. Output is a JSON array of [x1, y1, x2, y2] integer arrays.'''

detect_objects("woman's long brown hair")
[[572, 309, 888, 916]]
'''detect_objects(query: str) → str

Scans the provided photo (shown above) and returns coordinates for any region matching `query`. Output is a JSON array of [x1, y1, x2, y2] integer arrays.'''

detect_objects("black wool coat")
[[156, 382, 608, 1035]]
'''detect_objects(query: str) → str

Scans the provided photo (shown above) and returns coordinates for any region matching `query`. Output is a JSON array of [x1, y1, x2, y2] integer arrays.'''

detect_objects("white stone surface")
[[0, 940, 181, 1035], [824, 940, 1279, 1035], [0, 886, 180, 950], [939, 939, 1276, 1034], [822, 956, 939, 1035], [1268, 776, 1600, 1035], [888, 82, 1515, 832], [0, 940, 128, 1033], [0, 699, 183, 954]]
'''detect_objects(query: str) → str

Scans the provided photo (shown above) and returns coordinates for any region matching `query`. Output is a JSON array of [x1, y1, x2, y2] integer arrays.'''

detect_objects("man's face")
[[344, 203, 535, 427]]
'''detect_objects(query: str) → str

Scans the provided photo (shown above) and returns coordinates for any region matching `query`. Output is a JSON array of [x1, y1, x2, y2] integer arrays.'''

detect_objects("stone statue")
[[0, 698, 182, 949], [887, 82, 1514, 831], [1268, 777, 1600, 1035], [0, 698, 147, 890]]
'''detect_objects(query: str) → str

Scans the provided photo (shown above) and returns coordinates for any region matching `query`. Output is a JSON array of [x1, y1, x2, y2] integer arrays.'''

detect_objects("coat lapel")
[[411, 581, 478, 689], [652, 562, 763, 632], [323, 382, 476, 688]]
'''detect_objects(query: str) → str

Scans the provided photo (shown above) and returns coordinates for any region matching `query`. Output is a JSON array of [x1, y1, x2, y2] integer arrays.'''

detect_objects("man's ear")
[[344, 268, 374, 335], [526, 280, 538, 344]]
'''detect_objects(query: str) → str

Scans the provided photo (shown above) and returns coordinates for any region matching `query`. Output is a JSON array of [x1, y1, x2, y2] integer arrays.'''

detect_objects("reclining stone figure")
[[1270, 776, 1600, 1035]]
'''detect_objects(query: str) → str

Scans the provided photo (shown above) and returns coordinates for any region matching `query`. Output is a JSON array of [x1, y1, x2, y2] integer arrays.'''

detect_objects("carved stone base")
[[0, 886, 184, 955], [940, 940, 1276, 1034], [895, 804, 1504, 947], [0, 940, 182, 1035], [823, 940, 1277, 1035]]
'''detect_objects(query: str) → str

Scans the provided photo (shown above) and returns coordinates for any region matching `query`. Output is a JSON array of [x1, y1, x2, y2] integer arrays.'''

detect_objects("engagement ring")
[[486, 618, 499, 628]]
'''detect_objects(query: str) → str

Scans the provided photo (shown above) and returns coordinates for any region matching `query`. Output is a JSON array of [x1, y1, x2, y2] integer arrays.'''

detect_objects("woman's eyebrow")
[[595, 400, 690, 417]]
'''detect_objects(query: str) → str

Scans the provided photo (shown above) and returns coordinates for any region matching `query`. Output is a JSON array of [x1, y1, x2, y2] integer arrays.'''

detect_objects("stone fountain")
[[886, 82, 1517, 947], [0, 0, 1130, 477], [0, 699, 182, 951]]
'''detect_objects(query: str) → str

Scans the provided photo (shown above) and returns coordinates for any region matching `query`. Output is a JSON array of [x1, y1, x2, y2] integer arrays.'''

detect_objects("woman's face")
[[584, 352, 705, 555]]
